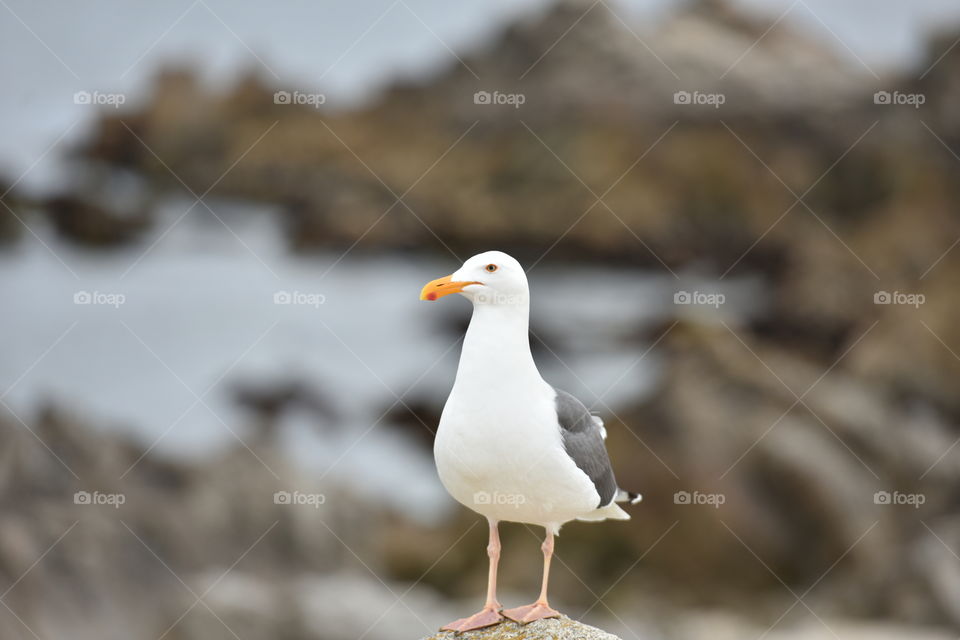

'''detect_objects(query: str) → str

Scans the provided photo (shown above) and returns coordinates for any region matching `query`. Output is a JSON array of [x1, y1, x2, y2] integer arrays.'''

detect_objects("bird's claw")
[[502, 602, 560, 624], [440, 607, 504, 633]]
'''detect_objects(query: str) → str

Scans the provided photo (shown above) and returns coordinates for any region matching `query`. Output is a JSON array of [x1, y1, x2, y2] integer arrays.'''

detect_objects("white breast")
[[433, 360, 600, 528]]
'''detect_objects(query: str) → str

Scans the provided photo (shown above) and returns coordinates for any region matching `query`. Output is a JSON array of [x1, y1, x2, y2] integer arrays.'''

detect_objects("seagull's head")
[[420, 251, 529, 306]]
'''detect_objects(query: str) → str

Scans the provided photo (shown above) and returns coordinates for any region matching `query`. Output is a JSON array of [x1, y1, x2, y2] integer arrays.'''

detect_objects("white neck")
[[454, 301, 542, 390]]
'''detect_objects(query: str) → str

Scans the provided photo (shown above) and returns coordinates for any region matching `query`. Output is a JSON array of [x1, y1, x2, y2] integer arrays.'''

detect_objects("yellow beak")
[[420, 274, 481, 301]]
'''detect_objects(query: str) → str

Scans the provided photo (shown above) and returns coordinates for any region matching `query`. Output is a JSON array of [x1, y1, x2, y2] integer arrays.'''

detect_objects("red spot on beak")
[[427, 292, 437, 301]]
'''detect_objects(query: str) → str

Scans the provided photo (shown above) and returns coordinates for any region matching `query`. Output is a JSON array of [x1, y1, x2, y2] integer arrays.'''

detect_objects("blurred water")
[[0, 200, 761, 521]]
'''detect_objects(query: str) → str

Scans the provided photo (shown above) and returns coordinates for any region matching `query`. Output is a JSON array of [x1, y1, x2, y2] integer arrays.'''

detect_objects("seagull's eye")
[[484, 264, 498, 273]]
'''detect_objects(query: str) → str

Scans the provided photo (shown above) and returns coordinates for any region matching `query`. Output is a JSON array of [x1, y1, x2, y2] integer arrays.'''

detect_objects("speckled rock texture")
[[422, 616, 621, 640]]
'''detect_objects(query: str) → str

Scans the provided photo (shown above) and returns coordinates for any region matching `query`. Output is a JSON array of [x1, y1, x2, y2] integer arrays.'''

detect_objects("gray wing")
[[554, 388, 617, 508]]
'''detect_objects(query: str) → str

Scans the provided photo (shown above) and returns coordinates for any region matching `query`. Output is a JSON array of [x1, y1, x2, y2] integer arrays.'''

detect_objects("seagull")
[[420, 250, 642, 633]]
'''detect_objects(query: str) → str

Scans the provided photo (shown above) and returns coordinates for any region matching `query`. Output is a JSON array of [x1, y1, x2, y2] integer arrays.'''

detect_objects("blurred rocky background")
[[2, 0, 960, 638]]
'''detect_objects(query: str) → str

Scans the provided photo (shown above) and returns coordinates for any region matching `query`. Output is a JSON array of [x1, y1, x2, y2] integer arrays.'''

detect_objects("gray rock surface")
[[421, 615, 621, 640]]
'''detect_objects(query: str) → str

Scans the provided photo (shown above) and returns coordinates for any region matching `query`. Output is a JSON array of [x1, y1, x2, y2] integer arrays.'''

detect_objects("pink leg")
[[502, 529, 561, 624], [440, 519, 505, 633], [484, 519, 502, 610]]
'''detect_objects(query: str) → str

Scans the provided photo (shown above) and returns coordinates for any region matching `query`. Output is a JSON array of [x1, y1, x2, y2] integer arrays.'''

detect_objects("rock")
[[917, 26, 960, 145], [63, 0, 914, 265], [421, 616, 621, 640], [429, 0, 868, 120], [0, 176, 24, 245], [0, 402, 400, 640], [42, 164, 153, 247], [232, 377, 341, 443], [588, 319, 960, 624]]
